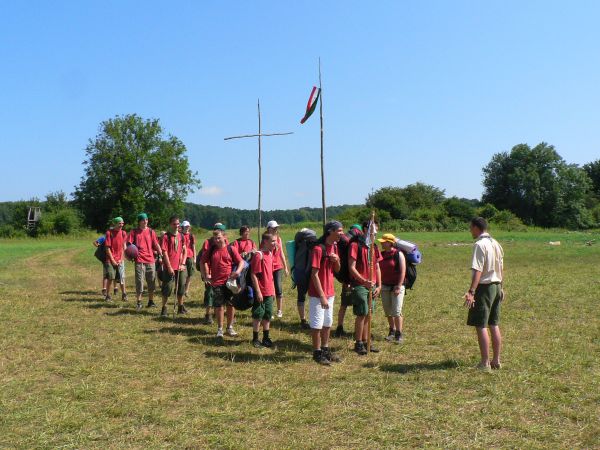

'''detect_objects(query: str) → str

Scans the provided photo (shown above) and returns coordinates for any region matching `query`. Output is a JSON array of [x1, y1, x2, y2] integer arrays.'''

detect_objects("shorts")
[[309, 296, 335, 329], [185, 257, 195, 278], [341, 287, 353, 307], [203, 283, 214, 307], [273, 269, 284, 297], [212, 285, 234, 308], [135, 262, 156, 295], [103, 261, 125, 282], [381, 285, 405, 317], [252, 295, 274, 321], [467, 283, 502, 328], [351, 285, 375, 317], [161, 270, 186, 298]]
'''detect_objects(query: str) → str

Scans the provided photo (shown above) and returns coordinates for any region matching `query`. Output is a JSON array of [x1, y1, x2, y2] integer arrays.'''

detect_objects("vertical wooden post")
[[319, 57, 327, 226], [367, 210, 375, 353], [257, 99, 262, 242]]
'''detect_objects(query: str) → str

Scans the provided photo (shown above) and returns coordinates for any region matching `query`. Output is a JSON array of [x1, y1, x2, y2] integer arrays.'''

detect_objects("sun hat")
[[377, 233, 397, 244], [266, 220, 279, 229]]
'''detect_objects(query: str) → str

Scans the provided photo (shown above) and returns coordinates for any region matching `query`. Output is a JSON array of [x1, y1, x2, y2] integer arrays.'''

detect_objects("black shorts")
[[212, 285, 234, 308], [273, 269, 284, 297]]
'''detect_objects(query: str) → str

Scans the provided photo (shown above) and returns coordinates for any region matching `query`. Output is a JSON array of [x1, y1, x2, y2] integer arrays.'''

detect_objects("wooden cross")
[[224, 99, 293, 241]]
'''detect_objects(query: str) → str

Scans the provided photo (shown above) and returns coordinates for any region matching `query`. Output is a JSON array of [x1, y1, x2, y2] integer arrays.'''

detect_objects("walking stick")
[[366, 211, 375, 353]]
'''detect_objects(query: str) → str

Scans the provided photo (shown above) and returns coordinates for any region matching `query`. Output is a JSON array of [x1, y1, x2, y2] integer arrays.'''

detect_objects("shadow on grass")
[[84, 303, 121, 309], [145, 326, 212, 337], [272, 319, 311, 335], [62, 296, 103, 303], [372, 359, 462, 374], [60, 290, 99, 296], [203, 350, 305, 363], [105, 309, 156, 317], [271, 337, 313, 352]]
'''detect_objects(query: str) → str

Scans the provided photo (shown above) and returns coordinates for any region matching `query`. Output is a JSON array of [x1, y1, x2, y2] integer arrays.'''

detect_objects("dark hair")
[[470, 217, 488, 231], [361, 219, 380, 233], [239, 225, 250, 235], [261, 232, 274, 243], [169, 215, 179, 224]]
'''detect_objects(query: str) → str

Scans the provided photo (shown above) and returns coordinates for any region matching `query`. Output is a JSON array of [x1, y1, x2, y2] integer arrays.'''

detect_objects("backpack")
[[334, 228, 365, 284], [384, 248, 418, 290], [291, 229, 322, 290], [231, 252, 261, 310], [196, 237, 213, 271], [94, 240, 106, 263]]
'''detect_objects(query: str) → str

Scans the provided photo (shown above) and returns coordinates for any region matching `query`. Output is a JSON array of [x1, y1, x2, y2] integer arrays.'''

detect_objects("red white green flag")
[[300, 86, 321, 124]]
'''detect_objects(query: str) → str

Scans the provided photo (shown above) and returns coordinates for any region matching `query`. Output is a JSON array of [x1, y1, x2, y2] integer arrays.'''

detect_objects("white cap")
[[181, 220, 190, 227], [266, 220, 279, 229]]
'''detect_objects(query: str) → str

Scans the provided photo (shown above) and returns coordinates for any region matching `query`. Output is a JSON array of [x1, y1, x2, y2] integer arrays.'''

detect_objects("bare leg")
[[311, 329, 321, 350], [386, 316, 395, 332], [354, 315, 365, 342], [361, 317, 370, 342], [215, 306, 224, 329], [297, 303, 306, 321], [321, 327, 330, 349], [252, 319, 260, 332], [177, 294, 184, 306], [398, 316, 404, 332], [489, 325, 502, 367], [338, 305, 347, 329], [277, 296, 283, 313], [476, 327, 490, 365], [226, 305, 235, 328]]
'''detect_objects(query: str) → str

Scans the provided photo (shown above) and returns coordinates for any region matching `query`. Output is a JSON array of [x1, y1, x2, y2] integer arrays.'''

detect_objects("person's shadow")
[[368, 359, 461, 373]]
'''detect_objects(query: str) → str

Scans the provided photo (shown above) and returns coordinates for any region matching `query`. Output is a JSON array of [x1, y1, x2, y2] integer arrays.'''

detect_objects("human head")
[[137, 212, 148, 228], [212, 229, 227, 247], [266, 220, 279, 234], [362, 219, 379, 236], [324, 220, 344, 243], [261, 232, 276, 251], [378, 232, 396, 251], [181, 220, 191, 233], [168, 215, 180, 233], [112, 216, 124, 230], [239, 225, 251, 239], [470, 217, 488, 238]]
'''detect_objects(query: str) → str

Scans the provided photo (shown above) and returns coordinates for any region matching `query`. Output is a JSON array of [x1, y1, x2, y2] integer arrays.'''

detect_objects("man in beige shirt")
[[464, 217, 505, 371]]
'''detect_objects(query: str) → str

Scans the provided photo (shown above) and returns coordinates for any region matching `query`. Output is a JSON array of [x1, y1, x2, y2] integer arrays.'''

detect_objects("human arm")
[[374, 263, 382, 297], [250, 272, 263, 303], [464, 269, 482, 307], [310, 267, 329, 309], [394, 252, 406, 295]]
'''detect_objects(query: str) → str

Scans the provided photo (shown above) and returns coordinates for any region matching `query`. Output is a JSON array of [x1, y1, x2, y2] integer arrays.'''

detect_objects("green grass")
[[0, 229, 599, 449]]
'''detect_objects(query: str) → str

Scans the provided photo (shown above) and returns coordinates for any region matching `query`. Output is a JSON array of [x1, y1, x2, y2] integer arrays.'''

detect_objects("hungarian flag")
[[300, 86, 321, 124]]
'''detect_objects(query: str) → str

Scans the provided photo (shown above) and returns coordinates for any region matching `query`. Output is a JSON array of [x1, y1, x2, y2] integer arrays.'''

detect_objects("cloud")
[[199, 186, 224, 196]]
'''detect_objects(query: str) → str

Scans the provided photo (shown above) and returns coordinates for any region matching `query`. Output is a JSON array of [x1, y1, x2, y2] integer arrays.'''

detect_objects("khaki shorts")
[[103, 261, 125, 282], [381, 285, 405, 317], [135, 263, 156, 295]]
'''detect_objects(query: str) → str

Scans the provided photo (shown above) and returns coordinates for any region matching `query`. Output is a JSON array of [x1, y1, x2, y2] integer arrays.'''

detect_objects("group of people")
[[96, 214, 505, 369]]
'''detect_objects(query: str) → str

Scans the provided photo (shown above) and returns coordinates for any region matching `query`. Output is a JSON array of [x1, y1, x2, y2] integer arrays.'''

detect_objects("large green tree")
[[482, 143, 592, 228], [366, 183, 446, 220], [74, 115, 200, 230]]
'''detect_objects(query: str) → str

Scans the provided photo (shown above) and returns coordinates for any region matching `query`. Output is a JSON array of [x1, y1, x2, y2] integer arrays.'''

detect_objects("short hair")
[[239, 225, 250, 235], [261, 232, 274, 243], [362, 219, 380, 232], [470, 217, 488, 231], [169, 215, 179, 224]]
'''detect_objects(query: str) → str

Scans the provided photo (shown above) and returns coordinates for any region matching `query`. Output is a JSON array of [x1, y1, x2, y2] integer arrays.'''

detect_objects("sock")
[[337, 324, 343, 330], [313, 349, 322, 357], [263, 330, 270, 340], [322, 346, 329, 353], [396, 330, 402, 337], [253, 331, 259, 341]]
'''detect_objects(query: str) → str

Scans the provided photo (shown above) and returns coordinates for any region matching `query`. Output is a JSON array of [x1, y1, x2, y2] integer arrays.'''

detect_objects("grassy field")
[[0, 228, 599, 449]]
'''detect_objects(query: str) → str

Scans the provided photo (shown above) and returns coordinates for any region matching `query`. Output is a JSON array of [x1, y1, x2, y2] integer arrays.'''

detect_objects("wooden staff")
[[366, 210, 375, 353]]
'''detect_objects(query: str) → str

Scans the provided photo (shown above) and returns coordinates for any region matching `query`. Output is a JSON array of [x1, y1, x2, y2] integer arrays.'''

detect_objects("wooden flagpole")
[[319, 57, 327, 226], [367, 210, 375, 353]]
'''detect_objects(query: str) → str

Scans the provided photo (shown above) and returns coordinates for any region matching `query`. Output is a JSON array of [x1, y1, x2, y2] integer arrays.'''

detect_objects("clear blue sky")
[[1, 1, 599, 210]]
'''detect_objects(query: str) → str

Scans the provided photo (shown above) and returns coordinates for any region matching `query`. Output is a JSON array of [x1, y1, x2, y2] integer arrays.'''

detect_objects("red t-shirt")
[[251, 250, 275, 296], [201, 237, 229, 275], [308, 243, 338, 298], [380, 249, 403, 286], [128, 228, 158, 264], [201, 245, 243, 286], [349, 242, 381, 286], [161, 232, 185, 271], [105, 229, 127, 264], [183, 233, 195, 259], [272, 235, 285, 271], [232, 238, 256, 255]]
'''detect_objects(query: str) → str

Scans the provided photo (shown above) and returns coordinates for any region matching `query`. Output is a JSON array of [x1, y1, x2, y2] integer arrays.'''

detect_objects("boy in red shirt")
[[160, 216, 188, 317], [250, 232, 277, 348], [104, 217, 128, 302], [232, 225, 256, 260], [128, 212, 163, 310], [349, 221, 382, 355], [309, 221, 343, 365], [200, 228, 244, 339], [201, 223, 228, 324]]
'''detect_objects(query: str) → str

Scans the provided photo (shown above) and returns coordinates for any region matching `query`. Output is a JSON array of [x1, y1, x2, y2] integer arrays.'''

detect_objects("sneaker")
[[204, 314, 214, 325], [101, 288, 107, 297], [476, 362, 492, 372], [147, 300, 157, 308], [300, 319, 311, 330], [313, 350, 332, 366], [122, 293, 128, 302], [226, 327, 238, 337], [177, 304, 189, 315], [368, 342, 380, 353], [385, 332, 395, 342], [105, 295, 113, 303], [160, 306, 168, 317], [354, 342, 368, 355], [113, 287, 118, 295], [262, 337, 274, 348], [136, 302, 142, 311], [252, 339, 264, 348], [394, 333, 404, 344], [491, 362, 502, 370], [276, 310, 283, 318], [322, 347, 341, 363], [333, 326, 345, 338], [216, 328, 224, 338]]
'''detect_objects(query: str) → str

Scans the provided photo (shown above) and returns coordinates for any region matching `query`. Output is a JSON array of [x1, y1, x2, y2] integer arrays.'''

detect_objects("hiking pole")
[[367, 211, 375, 354], [172, 262, 181, 320]]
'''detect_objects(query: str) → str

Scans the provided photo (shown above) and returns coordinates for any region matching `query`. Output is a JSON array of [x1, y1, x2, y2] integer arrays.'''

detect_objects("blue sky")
[[1, 1, 599, 210]]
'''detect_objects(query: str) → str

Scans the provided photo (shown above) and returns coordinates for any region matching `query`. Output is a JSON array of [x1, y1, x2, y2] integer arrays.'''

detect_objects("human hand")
[[328, 253, 340, 264], [256, 294, 264, 303], [320, 297, 329, 309], [374, 286, 381, 297], [464, 292, 475, 308], [393, 285, 401, 296], [167, 266, 174, 276]]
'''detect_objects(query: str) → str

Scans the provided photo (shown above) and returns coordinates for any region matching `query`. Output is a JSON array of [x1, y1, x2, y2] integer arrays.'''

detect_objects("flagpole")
[[257, 99, 262, 242], [319, 57, 327, 226], [367, 210, 375, 353]]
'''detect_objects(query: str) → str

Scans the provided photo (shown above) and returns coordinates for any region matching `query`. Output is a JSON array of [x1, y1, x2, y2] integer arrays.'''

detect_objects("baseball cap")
[[266, 220, 279, 229], [113, 216, 124, 224], [137, 212, 148, 221], [181, 220, 190, 227], [377, 233, 396, 244], [213, 223, 226, 231]]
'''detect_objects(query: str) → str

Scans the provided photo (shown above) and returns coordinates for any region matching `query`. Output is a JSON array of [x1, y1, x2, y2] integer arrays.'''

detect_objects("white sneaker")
[[276, 310, 283, 318], [226, 326, 238, 337], [216, 328, 224, 338], [385, 333, 395, 342]]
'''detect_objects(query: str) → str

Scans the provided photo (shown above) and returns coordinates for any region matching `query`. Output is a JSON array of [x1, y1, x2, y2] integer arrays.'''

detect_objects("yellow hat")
[[377, 233, 396, 244]]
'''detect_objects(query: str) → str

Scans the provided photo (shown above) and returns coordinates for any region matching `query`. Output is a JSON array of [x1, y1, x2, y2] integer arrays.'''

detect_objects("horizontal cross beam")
[[224, 131, 293, 141]]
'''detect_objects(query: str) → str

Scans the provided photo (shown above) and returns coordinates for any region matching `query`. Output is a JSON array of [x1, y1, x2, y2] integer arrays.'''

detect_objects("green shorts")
[[161, 270, 186, 298], [185, 257, 195, 278], [203, 283, 214, 307], [103, 262, 125, 282], [212, 285, 233, 308], [351, 285, 376, 317], [467, 283, 502, 328], [341, 287, 353, 307], [252, 295, 274, 321]]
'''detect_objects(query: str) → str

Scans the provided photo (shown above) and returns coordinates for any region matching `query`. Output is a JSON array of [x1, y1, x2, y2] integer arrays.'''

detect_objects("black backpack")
[[334, 229, 365, 284], [94, 241, 106, 263], [231, 252, 259, 310], [291, 229, 318, 289]]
